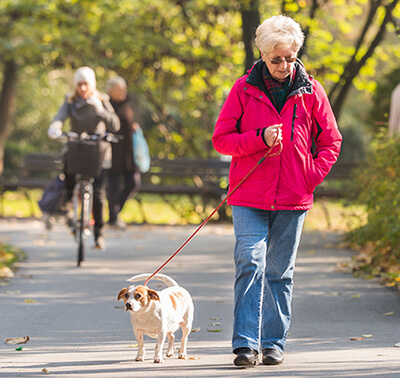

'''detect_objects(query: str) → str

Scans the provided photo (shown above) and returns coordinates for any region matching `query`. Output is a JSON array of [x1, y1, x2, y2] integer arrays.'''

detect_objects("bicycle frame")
[[72, 175, 94, 267], [55, 132, 121, 266]]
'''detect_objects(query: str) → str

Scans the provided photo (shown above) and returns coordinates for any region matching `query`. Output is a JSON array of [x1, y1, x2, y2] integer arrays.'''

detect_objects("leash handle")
[[144, 140, 282, 286]]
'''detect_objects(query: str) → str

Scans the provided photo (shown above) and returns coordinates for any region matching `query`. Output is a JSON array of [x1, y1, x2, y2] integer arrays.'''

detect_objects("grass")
[[304, 198, 367, 232], [0, 190, 364, 229]]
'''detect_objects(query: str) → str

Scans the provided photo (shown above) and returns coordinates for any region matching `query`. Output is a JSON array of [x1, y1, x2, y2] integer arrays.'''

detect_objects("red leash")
[[144, 141, 283, 286]]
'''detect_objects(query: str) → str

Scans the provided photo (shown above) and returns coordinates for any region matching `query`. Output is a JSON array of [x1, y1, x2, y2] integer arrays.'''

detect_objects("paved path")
[[0, 218, 399, 377]]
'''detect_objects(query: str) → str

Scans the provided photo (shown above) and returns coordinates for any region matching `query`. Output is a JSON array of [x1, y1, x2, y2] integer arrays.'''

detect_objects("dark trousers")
[[107, 171, 141, 223], [65, 169, 107, 237]]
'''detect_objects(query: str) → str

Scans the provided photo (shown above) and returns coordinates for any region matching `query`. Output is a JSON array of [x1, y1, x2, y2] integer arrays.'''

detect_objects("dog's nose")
[[126, 302, 132, 311]]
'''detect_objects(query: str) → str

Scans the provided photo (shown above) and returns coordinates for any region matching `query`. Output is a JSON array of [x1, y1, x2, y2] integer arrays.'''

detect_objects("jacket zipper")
[[291, 104, 298, 141]]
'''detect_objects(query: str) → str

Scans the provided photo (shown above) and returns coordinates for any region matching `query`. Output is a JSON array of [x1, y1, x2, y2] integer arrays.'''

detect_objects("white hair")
[[255, 15, 304, 54], [106, 76, 127, 91]]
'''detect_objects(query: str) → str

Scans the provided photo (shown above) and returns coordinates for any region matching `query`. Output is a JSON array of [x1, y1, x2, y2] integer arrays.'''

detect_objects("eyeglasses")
[[266, 55, 297, 65]]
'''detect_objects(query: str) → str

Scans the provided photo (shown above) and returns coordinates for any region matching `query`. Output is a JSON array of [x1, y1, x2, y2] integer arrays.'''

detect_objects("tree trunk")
[[0, 60, 18, 175], [329, 0, 398, 119], [241, 0, 260, 73]]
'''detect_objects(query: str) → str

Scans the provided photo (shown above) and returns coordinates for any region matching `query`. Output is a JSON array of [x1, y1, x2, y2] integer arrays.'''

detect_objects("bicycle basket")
[[66, 139, 107, 178]]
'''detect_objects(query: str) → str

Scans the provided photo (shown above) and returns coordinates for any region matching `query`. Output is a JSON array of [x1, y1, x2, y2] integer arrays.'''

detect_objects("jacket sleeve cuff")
[[261, 127, 270, 147]]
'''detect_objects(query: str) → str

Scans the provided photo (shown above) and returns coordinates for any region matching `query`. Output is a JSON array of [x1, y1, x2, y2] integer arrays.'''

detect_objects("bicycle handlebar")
[[56, 131, 123, 144]]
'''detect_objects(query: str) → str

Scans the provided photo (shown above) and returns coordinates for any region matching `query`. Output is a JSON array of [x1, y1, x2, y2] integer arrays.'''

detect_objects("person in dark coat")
[[106, 76, 141, 229]]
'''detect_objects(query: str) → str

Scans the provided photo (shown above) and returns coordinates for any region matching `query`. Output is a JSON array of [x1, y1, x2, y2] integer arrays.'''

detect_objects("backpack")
[[38, 175, 67, 213]]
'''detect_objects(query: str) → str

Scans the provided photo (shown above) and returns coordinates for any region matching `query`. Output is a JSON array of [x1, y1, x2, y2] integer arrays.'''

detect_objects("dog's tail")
[[127, 273, 179, 287]]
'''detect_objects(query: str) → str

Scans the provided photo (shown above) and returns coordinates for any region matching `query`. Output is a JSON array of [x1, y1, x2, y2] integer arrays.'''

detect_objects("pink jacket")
[[212, 60, 342, 211]]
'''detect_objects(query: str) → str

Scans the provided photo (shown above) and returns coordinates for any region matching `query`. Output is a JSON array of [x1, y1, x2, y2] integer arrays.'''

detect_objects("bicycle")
[[58, 132, 120, 266]]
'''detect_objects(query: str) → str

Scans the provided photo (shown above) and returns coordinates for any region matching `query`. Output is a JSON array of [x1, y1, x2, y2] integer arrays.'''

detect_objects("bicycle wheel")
[[77, 189, 86, 267]]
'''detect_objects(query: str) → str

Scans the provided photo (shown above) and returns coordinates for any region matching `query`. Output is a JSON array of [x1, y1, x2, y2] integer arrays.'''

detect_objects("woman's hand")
[[87, 96, 104, 113], [131, 122, 141, 132], [263, 124, 283, 147]]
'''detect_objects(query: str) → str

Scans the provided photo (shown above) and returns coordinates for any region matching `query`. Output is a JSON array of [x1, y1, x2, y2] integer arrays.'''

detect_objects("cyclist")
[[106, 76, 142, 230], [48, 66, 120, 250]]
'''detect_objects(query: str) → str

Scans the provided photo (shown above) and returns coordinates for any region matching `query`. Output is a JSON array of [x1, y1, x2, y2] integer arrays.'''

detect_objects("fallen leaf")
[[128, 344, 138, 348], [5, 336, 30, 345], [362, 334, 373, 338], [0, 267, 14, 279], [207, 329, 222, 332], [350, 337, 364, 341], [208, 323, 221, 327], [42, 368, 50, 374], [330, 292, 342, 296], [351, 294, 361, 298], [191, 327, 201, 333], [210, 317, 221, 320], [20, 274, 34, 279], [383, 311, 395, 316], [24, 299, 37, 304], [187, 356, 201, 360]]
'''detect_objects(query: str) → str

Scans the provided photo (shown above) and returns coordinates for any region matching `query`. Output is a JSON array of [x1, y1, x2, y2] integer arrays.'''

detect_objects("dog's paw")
[[166, 347, 175, 358], [178, 352, 187, 360], [153, 357, 164, 363], [135, 355, 144, 362]]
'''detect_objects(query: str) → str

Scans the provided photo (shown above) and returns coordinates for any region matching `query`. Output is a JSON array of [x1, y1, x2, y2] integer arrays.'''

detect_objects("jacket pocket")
[[305, 155, 320, 192]]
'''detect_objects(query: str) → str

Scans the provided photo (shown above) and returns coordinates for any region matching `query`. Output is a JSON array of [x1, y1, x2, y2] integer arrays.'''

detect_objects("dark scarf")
[[262, 63, 296, 112]]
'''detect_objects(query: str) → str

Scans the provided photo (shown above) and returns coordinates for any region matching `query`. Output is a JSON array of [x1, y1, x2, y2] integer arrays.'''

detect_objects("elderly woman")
[[212, 15, 342, 367], [48, 66, 120, 250]]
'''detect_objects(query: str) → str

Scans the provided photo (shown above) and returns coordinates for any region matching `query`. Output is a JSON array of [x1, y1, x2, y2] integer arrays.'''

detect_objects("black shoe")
[[233, 347, 258, 367], [262, 348, 284, 365]]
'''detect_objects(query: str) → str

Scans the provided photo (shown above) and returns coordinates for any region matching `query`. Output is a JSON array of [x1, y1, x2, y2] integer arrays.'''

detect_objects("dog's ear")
[[148, 289, 160, 301], [117, 288, 128, 301]]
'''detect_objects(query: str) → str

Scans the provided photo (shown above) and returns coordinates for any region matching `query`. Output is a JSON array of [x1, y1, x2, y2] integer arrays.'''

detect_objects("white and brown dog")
[[117, 273, 194, 363]]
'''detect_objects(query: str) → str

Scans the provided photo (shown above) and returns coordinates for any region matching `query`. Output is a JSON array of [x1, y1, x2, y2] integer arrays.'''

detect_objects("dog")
[[117, 273, 194, 363]]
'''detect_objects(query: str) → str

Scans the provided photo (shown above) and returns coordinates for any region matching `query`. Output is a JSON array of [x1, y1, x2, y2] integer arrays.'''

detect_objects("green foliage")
[[0, 242, 26, 272], [1, 0, 400, 167], [347, 133, 400, 279], [3, 68, 71, 173], [369, 67, 400, 135]]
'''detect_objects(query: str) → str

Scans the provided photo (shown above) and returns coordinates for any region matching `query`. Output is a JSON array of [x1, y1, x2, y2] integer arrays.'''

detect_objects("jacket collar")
[[246, 59, 313, 97]]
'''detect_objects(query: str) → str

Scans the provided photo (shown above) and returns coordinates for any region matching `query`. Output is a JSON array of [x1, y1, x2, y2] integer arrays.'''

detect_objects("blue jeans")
[[231, 206, 307, 354]]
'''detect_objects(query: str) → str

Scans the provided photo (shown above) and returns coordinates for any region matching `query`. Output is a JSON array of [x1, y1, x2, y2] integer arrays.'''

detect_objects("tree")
[[0, 60, 17, 173], [242, 0, 260, 72], [2, 0, 400, 174], [327, 0, 400, 118]]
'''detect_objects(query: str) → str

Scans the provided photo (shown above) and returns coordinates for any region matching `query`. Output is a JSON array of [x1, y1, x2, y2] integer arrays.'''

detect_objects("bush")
[[346, 132, 400, 287]]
